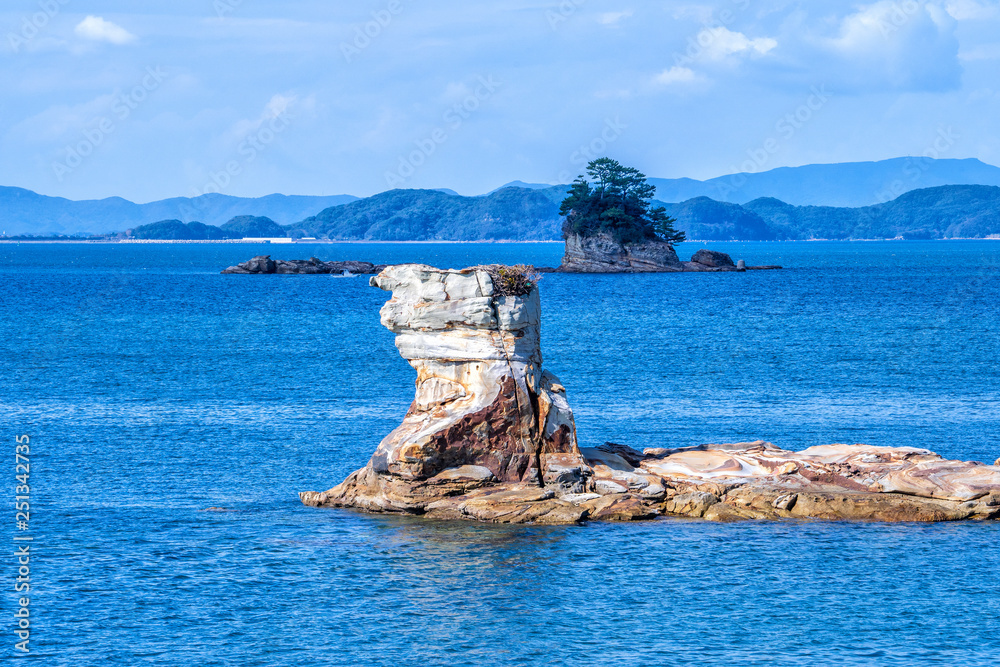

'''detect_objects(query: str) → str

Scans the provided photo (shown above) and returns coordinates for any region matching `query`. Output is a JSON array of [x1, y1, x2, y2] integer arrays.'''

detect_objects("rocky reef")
[[301, 264, 1000, 524], [557, 232, 781, 273], [222, 255, 386, 274]]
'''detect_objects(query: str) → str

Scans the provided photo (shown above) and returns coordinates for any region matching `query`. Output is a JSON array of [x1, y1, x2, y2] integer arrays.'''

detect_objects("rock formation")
[[301, 264, 1000, 524], [559, 231, 684, 272], [222, 255, 386, 274], [556, 233, 781, 273], [301, 264, 593, 522]]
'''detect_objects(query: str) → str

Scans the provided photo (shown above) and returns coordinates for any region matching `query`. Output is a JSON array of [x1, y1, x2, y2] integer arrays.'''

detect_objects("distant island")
[[127, 215, 286, 240], [4, 157, 1000, 241]]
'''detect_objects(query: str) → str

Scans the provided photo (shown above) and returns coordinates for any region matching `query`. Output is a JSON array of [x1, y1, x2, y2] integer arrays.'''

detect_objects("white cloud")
[[822, 1, 961, 91], [75, 16, 136, 45], [945, 0, 1000, 20], [224, 93, 299, 143], [599, 11, 633, 26], [7, 93, 118, 144], [961, 43, 1000, 60], [653, 66, 699, 85], [263, 93, 295, 119], [967, 87, 1000, 102], [832, 1, 957, 52], [698, 27, 777, 61]]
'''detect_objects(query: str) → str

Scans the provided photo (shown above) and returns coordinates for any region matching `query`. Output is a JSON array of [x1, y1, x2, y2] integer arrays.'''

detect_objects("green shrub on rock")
[[560, 157, 686, 245]]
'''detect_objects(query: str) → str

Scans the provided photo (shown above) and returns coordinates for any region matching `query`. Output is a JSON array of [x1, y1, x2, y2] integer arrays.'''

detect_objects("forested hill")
[[7, 157, 1000, 238], [286, 187, 567, 241], [736, 185, 1000, 240], [287, 184, 1000, 241], [8, 183, 1000, 241]]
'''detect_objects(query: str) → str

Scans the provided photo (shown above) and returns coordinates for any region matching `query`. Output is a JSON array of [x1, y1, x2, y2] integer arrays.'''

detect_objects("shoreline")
[[2, 238, 1000, 245], [0, 239, 567, 245]]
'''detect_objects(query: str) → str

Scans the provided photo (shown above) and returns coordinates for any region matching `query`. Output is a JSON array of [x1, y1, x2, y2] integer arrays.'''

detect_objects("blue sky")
[[2, 0, 999, 202]]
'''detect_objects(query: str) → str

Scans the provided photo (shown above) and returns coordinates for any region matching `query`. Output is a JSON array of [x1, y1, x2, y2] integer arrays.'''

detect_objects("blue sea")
[[3, 240, 1000, 666]]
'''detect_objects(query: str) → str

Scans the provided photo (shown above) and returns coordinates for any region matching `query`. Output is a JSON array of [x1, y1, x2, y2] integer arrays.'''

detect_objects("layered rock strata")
[[582, 441, 1000, 523], [222, 255, 386, 274], [301, 264, 1000, 524]]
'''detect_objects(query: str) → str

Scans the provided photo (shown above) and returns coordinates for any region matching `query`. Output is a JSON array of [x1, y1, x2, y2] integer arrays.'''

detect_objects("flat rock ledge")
[[300, 263, 997, 525], [222, 255, 386, 274], [302, 441, 1000, 524]]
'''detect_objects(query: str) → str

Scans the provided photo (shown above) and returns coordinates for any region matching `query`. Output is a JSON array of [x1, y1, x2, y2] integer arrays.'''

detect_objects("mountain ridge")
[[5, 157, 1000, 239], [286, 184, 1000, 242], [647, 157, 1000, 207], [0, 187, 357, 236]]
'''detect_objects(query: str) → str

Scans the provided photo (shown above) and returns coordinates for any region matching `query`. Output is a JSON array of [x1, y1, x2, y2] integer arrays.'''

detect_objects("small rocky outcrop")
[[689, 249, 735, 268], [222, 255, 386, 274], [559, 232, 684, 272], [556, 233, 781, 273], [300, 264, 1000, 524]]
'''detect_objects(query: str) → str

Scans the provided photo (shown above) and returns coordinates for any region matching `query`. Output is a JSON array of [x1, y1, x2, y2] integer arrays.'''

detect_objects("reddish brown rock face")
[[389, 376, 536, 483]]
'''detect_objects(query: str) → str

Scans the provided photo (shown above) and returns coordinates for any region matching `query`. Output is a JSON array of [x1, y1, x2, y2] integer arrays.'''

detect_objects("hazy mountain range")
[[0, 188, 357, 236], [647, 157, 1000, 207], [660, 185, 1000, 240], [4, 157, 1000, 240]]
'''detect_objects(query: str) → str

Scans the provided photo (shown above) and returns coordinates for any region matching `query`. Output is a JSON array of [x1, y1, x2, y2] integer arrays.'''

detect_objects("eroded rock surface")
[[556, 234, 781, 273], [301, 264, 590, 520], [559, 232, 684, 272], [595, 441, 1000, 523], [300, 264, 999, 524]]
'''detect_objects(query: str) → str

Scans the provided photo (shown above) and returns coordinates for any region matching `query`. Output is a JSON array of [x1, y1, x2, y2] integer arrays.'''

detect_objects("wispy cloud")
[[822, 0, 962, 92], [701, 27, 777, 60], [600, 11, 633, 26], [945, 0, 1000, 20], [75, 16, 136, 45], [1, 2, 997, 201], [224, 93, 299, 143], [653, 65, 700, 85]]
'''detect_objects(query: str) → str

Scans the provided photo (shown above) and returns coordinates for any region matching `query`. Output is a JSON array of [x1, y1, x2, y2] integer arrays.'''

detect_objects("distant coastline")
[[3, 238, 999, 245], [5, 166, 1000, 242], [0, 238, 567, 244]]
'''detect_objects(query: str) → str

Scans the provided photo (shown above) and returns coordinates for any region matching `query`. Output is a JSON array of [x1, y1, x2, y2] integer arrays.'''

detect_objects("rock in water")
[[301, 264, 591, 520], [559, 232, 684, 272], [221, 255, 385, 274], [230, 255, 276, 274], [689, 249, 736, 268], [301, 264, 1000, 524], [368, 264, 584, 483]]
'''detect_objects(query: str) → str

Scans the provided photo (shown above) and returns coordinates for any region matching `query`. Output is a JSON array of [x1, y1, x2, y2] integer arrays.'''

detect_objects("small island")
[[300, 263, 1000, 524], [555, 158, 780, 272]]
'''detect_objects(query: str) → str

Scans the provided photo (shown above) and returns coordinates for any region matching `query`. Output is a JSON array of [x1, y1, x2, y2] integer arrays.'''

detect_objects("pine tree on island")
[[559, 157, 686, 245]]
